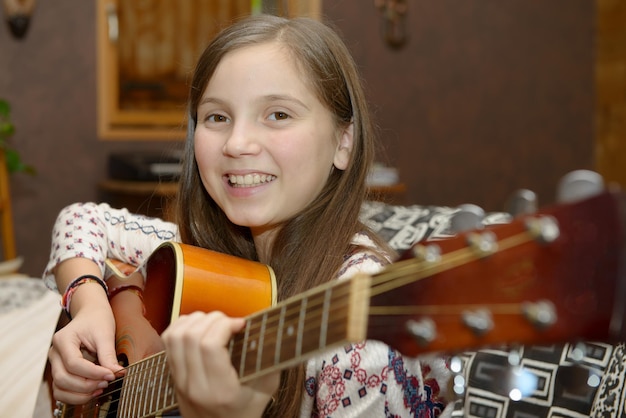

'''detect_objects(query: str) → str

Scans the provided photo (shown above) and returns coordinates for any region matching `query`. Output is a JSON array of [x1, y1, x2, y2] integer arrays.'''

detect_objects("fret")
[[320, 288, 332, 348], [278, 299, 301, 363], [239, 320, 251, 376], [131, 364, 140, 417], [125, 363, 138, 417], [163, 356, 176, 410], [153, 354, 162, 411], [143, 356, 155, 416], [118, 370, 129, 416], [140, 358, 150, 415], [274, 305, 286, 365], [296, 296, 307, 357], [147, 356, 156, 415], [261, 308, 281, 372], [256, 312, 267, 373], [300, 291, 328, 357], [132, 361, 143, 417], [140, 359, 150, 416]]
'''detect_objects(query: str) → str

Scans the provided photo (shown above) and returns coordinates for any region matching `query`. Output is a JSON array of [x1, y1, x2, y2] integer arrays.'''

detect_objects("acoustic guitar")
[[54, 187, 626, 417]]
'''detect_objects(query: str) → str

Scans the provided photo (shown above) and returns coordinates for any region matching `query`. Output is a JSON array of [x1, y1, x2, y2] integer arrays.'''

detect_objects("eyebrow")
[[262, 94, 310, 110], [198, 97, 225, 107], [198, 94, 310, 110]]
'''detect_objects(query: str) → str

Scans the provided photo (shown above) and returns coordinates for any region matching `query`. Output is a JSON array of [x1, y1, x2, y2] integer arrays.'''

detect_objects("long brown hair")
[[174, 14, 382, 417]]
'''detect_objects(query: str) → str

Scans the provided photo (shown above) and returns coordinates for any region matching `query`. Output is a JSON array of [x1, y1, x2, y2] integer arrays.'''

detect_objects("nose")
[[222, 121, 262, 157]]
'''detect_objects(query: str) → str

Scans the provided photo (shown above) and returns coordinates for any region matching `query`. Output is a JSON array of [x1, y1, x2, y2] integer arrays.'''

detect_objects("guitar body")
[[139, 242, 275, 333]]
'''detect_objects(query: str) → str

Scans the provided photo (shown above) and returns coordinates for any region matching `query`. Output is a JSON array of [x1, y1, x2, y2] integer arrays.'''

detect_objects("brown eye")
[[208, 114, 229, 123], [269, 112, 289, 121]]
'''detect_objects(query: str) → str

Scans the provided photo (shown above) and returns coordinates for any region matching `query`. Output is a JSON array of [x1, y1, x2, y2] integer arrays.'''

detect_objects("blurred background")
[[0, 0, 621, 277]]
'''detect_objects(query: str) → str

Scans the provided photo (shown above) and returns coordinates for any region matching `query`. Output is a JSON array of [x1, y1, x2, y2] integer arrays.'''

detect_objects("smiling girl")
[[45, 14, 450, 417]]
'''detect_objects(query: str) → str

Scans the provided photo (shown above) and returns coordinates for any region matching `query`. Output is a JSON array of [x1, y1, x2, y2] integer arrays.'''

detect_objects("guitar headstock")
[[367, 172, 626, 357]]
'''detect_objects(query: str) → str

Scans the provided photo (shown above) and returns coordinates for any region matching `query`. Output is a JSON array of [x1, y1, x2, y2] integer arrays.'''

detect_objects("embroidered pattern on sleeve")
[[304, 342, 446, 417], [43, 202, 179, 290]]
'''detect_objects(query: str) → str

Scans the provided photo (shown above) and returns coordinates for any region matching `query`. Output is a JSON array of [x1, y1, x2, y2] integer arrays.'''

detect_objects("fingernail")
[[97, 381, 109, 389], [104, 373, 115, 381]]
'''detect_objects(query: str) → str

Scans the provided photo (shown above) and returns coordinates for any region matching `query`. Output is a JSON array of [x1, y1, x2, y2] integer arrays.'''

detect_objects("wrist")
[[108, 284, 146, 315], [61, 275, 108, 319]]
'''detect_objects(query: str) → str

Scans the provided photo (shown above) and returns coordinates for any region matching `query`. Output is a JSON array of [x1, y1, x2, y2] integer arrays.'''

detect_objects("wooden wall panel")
[[596, 0, 626, 188]]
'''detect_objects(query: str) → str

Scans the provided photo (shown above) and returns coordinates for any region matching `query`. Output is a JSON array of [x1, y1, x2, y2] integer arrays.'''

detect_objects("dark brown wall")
[[326, 0, 594, 209], [0, 1, 594, 277]]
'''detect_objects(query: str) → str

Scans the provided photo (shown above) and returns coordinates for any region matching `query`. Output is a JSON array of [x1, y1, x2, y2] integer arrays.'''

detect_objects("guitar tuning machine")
[[410, 244, 441, 263], [525, 216, 560, 244], [461, 308, 494, 336], [522, 300, 557, 329], [450, 203, 485, 233], [506, 189, 538, 217], [53, 401, 64, 417], [557, 169, 604, 203], [466, 231, 498, 257], [405, 318, 437, 346]]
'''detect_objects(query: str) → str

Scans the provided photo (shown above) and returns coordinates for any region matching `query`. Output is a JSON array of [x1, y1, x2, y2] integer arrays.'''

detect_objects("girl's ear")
[[333, 122, 354, 170]]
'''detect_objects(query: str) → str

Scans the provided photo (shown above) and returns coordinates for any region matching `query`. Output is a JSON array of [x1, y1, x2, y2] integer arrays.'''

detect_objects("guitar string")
[[370, 230, 534, 297], [76, 229, 535, 415]]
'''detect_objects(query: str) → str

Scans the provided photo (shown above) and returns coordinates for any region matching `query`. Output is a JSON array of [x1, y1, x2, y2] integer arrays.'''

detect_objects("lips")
[[227, 173, 276, 187]]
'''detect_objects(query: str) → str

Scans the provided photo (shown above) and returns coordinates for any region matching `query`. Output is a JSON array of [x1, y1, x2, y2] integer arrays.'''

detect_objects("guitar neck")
[[115, 274, 372, 416]]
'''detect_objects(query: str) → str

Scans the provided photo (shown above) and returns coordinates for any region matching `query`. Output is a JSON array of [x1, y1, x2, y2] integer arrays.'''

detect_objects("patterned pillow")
[[446, 342, 626, 418], [360, 201, 623, 417], [359, 200, 511, 251]]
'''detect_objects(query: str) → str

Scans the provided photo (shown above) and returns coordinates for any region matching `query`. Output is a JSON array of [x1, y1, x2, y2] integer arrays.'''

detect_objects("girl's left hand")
[[162, 311, 279, 418]]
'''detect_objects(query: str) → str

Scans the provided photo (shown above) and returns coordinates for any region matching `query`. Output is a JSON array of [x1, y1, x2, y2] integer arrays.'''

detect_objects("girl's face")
[[194, 42, 353, 242]]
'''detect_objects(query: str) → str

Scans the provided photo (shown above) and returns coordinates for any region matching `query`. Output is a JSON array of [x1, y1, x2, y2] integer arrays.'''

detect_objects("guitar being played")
[[51, 170, 626, 417]]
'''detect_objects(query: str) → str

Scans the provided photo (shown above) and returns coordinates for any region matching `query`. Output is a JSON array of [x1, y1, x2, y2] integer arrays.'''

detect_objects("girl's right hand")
[[48, 284, 123, 406]]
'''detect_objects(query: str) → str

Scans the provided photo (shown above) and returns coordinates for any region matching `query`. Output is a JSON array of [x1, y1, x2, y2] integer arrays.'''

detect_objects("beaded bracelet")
[[61, 274, 108, 320], [108, 284, 146, 315], [108, 284, 144, 301]]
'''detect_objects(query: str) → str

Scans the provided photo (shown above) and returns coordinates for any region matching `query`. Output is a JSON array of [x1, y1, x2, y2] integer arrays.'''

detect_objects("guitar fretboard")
[[118, 354, 175, 417], [116, 275, 371, 416]]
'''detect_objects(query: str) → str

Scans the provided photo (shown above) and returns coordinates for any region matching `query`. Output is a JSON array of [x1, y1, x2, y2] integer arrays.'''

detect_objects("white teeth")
[[228, 174, 275, 187]]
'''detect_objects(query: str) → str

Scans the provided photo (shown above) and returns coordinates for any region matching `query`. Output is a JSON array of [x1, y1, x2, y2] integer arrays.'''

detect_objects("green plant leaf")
[[0, 98, 35, 175], [4, 148, 35, 174], [0, 99, 10, 117], [0, 122, 15, 138]]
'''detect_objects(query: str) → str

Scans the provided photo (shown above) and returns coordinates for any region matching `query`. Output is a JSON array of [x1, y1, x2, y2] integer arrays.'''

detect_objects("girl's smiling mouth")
[[227, 173, 276, 187]]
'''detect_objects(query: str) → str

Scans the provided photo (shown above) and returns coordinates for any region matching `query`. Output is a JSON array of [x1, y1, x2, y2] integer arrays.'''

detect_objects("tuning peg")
[[53, 401, 64, 417], [405, 318, 437, 346], [505, 189, 537, 217], [522, 300, 557, 329], [450, 204, 485, 233], [410, 244, 442, 263], [461, 308, 494, 336], [556, 170, 604, 203]]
